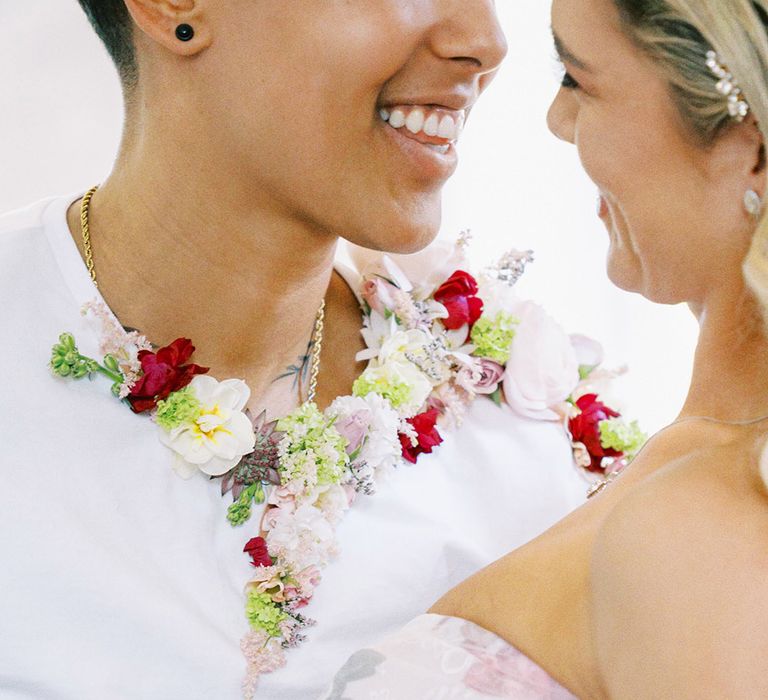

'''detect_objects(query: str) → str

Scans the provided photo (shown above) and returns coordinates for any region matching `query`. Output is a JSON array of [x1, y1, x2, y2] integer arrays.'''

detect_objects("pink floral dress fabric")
[[319, 613, 576, 699]]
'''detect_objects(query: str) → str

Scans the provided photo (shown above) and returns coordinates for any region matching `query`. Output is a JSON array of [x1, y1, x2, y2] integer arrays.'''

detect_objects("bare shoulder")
[[591, 437, 768, 699]]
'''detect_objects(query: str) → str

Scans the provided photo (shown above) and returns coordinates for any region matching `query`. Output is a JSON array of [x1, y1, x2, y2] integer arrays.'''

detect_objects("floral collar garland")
[[50, 239, 645, 697]]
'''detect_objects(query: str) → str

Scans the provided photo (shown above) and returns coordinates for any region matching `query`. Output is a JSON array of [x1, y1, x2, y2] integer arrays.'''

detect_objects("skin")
[[432, 0, 768, 697], [67, 0, 507, 417]]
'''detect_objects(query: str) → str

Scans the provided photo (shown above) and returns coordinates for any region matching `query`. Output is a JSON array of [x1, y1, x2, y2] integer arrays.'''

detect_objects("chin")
[[349, 201, 442, 254], [607, 256, 688, 305], [605, 249, 644, 295]]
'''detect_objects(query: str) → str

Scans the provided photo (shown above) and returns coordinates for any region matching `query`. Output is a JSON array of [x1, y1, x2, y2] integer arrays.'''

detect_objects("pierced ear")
[[749, 119, 767, 198], [755, 142, 765, 174], [124, 0, 211, 57]]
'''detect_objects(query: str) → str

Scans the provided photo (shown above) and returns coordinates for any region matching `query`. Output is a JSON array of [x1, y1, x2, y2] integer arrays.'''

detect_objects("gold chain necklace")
[[79, 186, 326, 403]]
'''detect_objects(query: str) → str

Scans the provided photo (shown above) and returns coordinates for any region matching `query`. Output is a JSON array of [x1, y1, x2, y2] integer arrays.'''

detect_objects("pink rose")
[[502, 302, 579, 421], [455, 358, 505, 395], [476, 360, 504, 394], [361, 277, 399, 316], [333, 409, 371, 454]]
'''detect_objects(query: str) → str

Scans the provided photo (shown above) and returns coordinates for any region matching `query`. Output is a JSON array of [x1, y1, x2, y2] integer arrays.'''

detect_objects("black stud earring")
[[175, 24, 195, 42]]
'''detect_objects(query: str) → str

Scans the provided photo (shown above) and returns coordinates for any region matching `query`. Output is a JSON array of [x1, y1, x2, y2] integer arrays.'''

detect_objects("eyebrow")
[[553, 31, 591, 71]]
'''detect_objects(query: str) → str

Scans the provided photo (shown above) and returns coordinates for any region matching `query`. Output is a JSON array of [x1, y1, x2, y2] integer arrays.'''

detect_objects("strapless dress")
[[319, 613, 577, 699]]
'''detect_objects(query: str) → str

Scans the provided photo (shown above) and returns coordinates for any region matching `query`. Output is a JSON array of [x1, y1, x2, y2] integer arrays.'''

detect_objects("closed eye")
[[553, 50, 581, 90], [561, 71, 580, 89]]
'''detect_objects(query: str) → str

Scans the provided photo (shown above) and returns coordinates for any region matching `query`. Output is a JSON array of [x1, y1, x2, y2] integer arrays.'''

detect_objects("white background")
[[0, 2, 698, 433]]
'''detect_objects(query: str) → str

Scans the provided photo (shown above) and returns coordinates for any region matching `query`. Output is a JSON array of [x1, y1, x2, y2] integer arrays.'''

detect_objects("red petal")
[[467, 296, 484, 326]]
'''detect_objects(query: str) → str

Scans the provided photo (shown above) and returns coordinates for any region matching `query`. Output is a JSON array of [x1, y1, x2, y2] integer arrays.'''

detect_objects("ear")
[[123, 0, 211, 57], [742, 115, 766, 198]]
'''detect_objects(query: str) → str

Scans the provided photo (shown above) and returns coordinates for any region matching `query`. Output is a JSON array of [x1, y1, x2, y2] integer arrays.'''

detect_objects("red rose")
[[568, 394, 622, 473], [127, 338, 209, 413], [243, 537, 273, 568], [433, 270, 484, 331], [399, 408, 444, 464]]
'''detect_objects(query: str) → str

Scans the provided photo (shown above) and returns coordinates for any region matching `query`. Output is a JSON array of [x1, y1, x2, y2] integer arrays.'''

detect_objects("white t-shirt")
[[0, 196, 586, 700]]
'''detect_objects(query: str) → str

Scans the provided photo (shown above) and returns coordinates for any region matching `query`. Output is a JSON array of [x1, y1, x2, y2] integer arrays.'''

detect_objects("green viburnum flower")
[[277, 403, 349, 489], [470, 312, 518, 363], [599, 418, 647, 458], [155, 387, 202, 431], [245, 590, 288, 638], [353, 372, 412, 409], [352, 360, 432, 415]]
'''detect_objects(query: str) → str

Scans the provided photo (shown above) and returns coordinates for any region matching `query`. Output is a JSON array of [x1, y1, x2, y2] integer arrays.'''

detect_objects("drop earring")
[[744, 189, 762, 218], [175, 24, 195, 42]]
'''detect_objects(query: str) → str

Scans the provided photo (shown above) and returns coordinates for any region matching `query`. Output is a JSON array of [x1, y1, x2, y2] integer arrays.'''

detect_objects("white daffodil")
[[159, 375, 256, 478]]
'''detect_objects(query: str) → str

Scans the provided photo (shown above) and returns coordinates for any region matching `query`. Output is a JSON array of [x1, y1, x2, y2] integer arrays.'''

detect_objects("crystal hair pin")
[[705, 50, 750, 121]]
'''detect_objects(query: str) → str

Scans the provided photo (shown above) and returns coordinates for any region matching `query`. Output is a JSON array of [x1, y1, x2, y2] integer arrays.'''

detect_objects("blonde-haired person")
[[320, 1, 768, 698]]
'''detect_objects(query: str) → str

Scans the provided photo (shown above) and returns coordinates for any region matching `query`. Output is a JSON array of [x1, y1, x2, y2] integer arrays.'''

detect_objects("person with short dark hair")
[[0, 2, 591, 698]]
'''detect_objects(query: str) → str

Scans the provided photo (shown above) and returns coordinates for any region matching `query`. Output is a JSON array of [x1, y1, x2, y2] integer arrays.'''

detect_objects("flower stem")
[[93, 363, 124, 384]]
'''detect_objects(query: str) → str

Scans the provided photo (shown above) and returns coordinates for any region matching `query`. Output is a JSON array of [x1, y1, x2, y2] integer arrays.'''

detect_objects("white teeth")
[[389, 109, 406, 129], [437, 115, 457, 139], [406, 109, 425, 134], [423, 113, 440, 137], [381, 105, 464, 144]]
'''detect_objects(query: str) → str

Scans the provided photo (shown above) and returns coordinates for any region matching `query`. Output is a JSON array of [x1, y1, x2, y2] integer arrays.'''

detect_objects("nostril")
[[451, 56, 483, 69]]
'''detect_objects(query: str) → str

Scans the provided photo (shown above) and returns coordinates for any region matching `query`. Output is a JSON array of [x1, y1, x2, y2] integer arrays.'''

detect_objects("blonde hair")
[[613, 0, 768, 483], [613, 0, 768, 309]]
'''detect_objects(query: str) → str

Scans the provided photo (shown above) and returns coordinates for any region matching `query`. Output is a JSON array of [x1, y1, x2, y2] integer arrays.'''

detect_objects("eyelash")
[[554, 55, 580, 91], [560, 71, 580, 90]]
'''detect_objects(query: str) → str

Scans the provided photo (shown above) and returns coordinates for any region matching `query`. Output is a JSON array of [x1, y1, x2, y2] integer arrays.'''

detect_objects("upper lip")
[[378, 93, 476, 113]]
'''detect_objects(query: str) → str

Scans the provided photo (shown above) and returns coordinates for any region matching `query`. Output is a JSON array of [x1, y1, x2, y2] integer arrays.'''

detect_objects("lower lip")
[[380, 121, 458, 182]]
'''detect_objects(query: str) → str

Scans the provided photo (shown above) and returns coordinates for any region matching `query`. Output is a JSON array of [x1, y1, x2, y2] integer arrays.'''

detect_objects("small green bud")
[[58, 333, 76, 351], [72, 365, 89, 379], [51, 362, 71, 377], [227, 500, 252, 527], [226, 484, 262, 527], [104, 354, 120, 372]]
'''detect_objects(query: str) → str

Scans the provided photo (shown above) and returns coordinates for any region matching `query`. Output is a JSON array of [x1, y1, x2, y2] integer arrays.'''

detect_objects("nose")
[[547, 88, 577, 143], [430, 0, 508, 76]]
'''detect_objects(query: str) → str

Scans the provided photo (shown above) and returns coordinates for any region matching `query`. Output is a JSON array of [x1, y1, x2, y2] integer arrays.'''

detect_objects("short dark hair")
[[77, 0, 138, 86]]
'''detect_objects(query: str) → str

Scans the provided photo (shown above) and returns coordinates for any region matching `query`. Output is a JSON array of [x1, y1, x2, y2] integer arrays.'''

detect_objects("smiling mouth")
[[378, 105, 466, 153]]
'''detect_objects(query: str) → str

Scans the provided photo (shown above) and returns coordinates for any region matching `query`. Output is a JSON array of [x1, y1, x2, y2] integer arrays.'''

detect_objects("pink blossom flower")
[[283, 565, 321, 609], [502, 301, 579, 421], [241, 634, 286, 699], [267, 483, 301, 512]]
